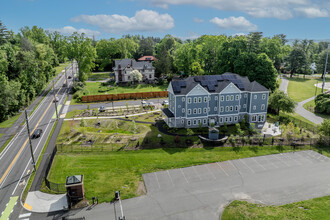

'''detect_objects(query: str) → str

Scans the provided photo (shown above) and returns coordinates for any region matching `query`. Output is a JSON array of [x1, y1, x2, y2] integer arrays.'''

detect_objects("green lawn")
[[88, 72, 111, 81], [48, 146, 303, 203], [287, 78, 330, 102], [303, 100, 330, 120], [0, 113, 22, 128], [0, 133, 3, 138], [222, 196, 330, 220], [80, 82, 168, 96]]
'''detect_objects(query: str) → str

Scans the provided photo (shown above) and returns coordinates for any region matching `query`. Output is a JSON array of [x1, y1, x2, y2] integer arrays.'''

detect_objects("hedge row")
[[81, 91, 168, 102]]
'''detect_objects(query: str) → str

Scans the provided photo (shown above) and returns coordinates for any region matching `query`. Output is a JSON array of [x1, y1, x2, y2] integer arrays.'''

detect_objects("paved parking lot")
[[143, 150, 330, 195], [62, 150, 330, 220]]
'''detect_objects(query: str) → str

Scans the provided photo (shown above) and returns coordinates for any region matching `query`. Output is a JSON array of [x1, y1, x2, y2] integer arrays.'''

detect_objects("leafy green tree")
[[319, 119, 330, 137], [67, 33, 96, 82], [0, 74, 25, 121], [0, 20, 9, 45], [154, 35, 180, 76], [268, 90, 296, 115], [286, 47, 307, 77], [316, 49, 330, 78], [137, 37, 155, 56], [246, 53, 278, 91], [247, 32, 263, 54]]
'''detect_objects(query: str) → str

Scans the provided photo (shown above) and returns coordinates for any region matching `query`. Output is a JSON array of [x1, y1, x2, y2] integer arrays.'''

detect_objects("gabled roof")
[[170, 73, 268, 95], [113, 59, 155, 71], [138, 56, 157, 61], [66, 175, 82, 185]]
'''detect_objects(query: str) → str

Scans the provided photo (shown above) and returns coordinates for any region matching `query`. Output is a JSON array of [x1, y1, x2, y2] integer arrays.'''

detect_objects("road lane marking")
[[0, 79, 65, 185], [180, 168, 189, 184], [239, 159, 255, 173], [0, 196, 18, 220], [167, 170, 174, 186], [206, 164, 216, 179], [154, 173, 160, 189], [19, 213, 31, 218], [11, 118, 53, 195], [216, 162, 229, 176], [251, 158, 266, 170]]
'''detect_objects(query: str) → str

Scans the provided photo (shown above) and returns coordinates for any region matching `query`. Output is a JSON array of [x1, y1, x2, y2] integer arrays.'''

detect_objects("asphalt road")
[[0, 63, 76, 220], [30, 150, 330, 220]]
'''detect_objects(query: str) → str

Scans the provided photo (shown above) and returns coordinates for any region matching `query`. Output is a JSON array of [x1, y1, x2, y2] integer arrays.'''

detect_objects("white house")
[[113, 59, 155, 83]]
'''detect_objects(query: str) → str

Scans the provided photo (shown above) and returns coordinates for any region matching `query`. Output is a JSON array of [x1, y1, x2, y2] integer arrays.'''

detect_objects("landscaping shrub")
[[315, 93, 330, 114]]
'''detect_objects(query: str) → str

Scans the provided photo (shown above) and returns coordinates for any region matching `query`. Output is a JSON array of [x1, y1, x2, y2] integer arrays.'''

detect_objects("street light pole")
[[25, 110, 36, 172], [321, 44, 330, 93], [53, 80, 59, 120]]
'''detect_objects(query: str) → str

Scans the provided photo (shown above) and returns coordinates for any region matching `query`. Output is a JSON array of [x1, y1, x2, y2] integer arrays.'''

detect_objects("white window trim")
[[231, 95, 234, 101], [193, 108, 197, 114], [182, 108, 185, 113], [254, 95, 257, 99], [253, 105, 256, 110], [198, 108, 202, 114], [215, 96, 218, 100], [262, 94, 266, 100], [188, 98, 192, 104], [182, 97, 185, 102], [261, 104, 265, 110], [221, 96, 224, 101], [220, 107, 224, 112], [188, 109, 191, 115], [235, 95, 239, 100]]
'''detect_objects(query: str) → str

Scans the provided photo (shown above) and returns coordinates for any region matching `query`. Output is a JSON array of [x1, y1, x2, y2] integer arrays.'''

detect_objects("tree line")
[[0, 21, 97, 122], [1, 20, 329, 122]]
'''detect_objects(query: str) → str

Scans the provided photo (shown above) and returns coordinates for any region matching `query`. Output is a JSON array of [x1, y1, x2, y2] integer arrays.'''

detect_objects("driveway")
[[45, 150, 330, 220]]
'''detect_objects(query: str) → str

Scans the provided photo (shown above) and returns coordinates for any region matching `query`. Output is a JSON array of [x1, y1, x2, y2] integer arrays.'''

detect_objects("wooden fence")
[[81, 91, 168, 102]]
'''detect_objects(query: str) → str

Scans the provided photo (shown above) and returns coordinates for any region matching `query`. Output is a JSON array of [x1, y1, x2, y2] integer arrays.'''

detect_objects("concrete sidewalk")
[[279, 76, 324, 125], [24, 191, 68, 213]]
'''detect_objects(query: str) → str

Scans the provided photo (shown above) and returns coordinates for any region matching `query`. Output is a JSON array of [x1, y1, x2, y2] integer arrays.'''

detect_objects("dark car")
[[99, 106, 106, 112], [32, 129, 42, 139], [68, 76, 72, 79]]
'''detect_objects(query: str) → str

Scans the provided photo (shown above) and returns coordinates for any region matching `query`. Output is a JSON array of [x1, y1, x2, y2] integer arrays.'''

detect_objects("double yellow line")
[[0, 77, 65, 185]]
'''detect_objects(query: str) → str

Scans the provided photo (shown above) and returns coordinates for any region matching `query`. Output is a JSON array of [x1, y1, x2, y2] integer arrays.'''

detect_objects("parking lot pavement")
[[64, 150, 330, 220]]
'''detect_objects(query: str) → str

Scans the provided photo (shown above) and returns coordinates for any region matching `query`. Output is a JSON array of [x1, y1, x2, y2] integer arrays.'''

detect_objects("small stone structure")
[[208, 127, 219, 140]]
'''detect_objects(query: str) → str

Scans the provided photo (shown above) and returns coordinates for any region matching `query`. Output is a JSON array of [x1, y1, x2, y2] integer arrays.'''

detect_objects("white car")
[[148, 102, 155, 107], [141, 100, 147, 107], [162, 100, 169, 106]]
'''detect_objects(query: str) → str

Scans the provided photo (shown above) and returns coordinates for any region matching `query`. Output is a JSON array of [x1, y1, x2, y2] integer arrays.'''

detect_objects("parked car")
[[99, 106, 106, 112], [141, 100, 147, 107], [162, 100, 169, 106], [68, 76, 72, 79], [53, 97, 59, 102], [31, 129, 42, 139], [148, 102, 155, 107]]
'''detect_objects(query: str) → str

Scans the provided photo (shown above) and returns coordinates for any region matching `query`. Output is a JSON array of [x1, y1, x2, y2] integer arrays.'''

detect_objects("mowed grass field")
[[48, 146, 307, 203], [88, 72, 111, 81], [222, 196, 330, 220], [287, 77, 330, 102], [80, 82, 168, 95]]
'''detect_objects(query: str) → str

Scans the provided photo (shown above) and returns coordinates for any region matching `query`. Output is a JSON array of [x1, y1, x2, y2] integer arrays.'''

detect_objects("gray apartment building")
[[162, 73, 269, 129]]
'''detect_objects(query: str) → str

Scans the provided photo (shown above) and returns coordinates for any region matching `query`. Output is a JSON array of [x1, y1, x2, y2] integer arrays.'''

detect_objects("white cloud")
[[71, 10, 174, 33], [193, 17, 204, 23], [145, 0, 330, 19], [210, 16, 257, 32], [294, 7, 329, 17], [48, 26, 101, 38]]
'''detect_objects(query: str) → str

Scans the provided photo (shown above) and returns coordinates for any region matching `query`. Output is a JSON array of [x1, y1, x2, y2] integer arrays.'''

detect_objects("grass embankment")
[[0, 134, 15, 153], [48, 145, 302, 203], [222, 196, 330, 220], [88, 72, 110, 81], [287, 77, 330, 102], [56, 119, 199, 151], [0, 113, 22, 128]]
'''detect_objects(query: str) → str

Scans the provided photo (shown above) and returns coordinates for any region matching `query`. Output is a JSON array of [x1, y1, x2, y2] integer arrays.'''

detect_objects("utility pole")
[[53, 81, 59, 120], [25, 110, 36, 172], [321, 44, 330, 93]]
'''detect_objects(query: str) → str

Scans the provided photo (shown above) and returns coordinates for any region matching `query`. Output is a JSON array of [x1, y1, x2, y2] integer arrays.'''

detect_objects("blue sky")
[[1, 0, 330, 40]]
